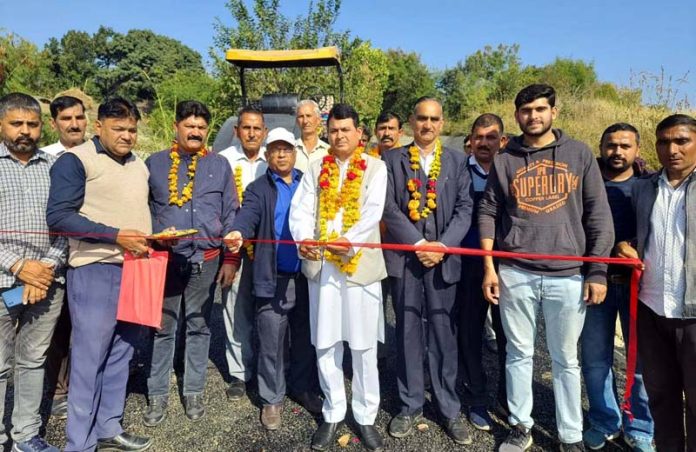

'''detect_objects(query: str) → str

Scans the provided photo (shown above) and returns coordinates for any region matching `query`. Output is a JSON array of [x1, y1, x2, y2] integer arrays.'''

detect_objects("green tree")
[[0, 31, 56, 96], [381, 49, 437, 121], [44, 30, 98, 93], [537, 58, 597, 96], [342, 42, 389, 124]]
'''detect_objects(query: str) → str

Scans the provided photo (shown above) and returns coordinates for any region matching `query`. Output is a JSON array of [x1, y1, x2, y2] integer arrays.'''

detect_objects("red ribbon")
[[0, 229, 642, 416]]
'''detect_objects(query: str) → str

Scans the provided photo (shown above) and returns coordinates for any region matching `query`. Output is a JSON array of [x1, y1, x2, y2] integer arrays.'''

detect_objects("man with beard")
[[580, 123, 654, 451], [294, 99, 329, 173], [382, 97, 474, 445], [142, 100, 237, 426], [42, 95, 89, 421], [42, 96, 88, 157], [616, 114, 696, 451], [219, 106, 270, 402], [458, 113, 508, 432], [0, 92, 67, 452], [479, 84, 614, 452], [371, 112, 403, 156], [47, 96, 153, 451]]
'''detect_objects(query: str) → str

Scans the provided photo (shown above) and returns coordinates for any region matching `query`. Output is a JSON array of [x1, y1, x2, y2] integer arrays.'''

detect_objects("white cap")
[[265, 127, 295, 147]]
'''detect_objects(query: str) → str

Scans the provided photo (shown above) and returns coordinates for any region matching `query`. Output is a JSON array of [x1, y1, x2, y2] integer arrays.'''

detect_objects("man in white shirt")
[[294, 99, 329, 173], [617, 113, 696, 451], [41, 95, 88, 421], [41, 96, 87, 156], [219, 106, 268, 401]]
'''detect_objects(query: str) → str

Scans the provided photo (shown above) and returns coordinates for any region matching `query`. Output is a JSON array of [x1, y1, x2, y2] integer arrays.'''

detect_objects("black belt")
[[607, 274, 630, 285]]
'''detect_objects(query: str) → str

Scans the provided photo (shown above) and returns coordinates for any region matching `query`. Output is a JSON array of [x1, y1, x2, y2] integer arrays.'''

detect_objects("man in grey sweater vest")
[[47, 97, 153, 452]]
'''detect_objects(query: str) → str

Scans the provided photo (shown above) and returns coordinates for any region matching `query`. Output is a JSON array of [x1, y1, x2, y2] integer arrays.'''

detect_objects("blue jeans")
[[499, 265, 585, 444], [581, 281, 654, 441], [147, 256, 217, 397]]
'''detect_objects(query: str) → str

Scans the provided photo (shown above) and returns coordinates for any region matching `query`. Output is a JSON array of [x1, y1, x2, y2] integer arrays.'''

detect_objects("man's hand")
[[12, 260, 54, 290], [482, 267, 500, 305], [23, 284, 48, 305], [415, 241, 445, 268], [614, 241, 643, 269], [217, 263, 238, 288], [224, 231, 243, 254], [299, 240, 322, 261], [116, 229, 149, 257], [326, 236, 351, 256], [584, 282, 608, 305]]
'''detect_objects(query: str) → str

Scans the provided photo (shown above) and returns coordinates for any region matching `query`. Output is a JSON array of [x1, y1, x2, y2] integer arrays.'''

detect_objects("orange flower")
[[406, 140, 442, 222]]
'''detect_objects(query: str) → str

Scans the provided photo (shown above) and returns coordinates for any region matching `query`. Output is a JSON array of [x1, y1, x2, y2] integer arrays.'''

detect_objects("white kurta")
[[290, 155, 387, 350]]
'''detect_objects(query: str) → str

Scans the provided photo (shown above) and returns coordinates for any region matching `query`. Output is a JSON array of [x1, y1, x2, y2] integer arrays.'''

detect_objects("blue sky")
[[2, 0, 694, 106]]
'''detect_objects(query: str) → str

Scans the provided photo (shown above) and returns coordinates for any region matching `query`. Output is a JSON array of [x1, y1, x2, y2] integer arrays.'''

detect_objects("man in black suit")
[[382, 97, 474, 445]]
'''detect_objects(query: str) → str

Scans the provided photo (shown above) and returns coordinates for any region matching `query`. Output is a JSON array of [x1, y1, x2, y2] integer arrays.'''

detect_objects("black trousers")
[[45, 297, 71, 399], [256, 273, 318, 405], [638, 301, 696, 451], [391, 257, 460, 420], [457, 258, 507, 409]]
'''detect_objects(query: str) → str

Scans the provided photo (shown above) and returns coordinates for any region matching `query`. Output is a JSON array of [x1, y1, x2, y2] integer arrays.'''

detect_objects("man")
[[0, 93, 66, 452], [457, 113, 509, 432], [479, 84, 614, 452], [226, 127, 320, 430], [290, 104, 387, 451], [47, 97, 152, 452], [581, 123, 654, 451], [382, 97, 474, 445], [371, 111, 403, 156], [142, 100, 237, 426], [42, 95, 88, 156], [219, 106, 268, 400], [42, 95, 88, 421], [616, 114, 696, 451], [293, 99, 329, 172]]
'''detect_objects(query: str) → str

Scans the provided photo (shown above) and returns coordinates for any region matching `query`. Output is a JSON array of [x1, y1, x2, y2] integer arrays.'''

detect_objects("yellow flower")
[[168, 143, 206, 206], [406, 140, 442, 223]]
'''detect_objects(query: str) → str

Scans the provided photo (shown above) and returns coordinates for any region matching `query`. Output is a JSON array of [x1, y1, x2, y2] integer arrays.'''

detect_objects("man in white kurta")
[[289, 104, 387, 452], [218, 106, 268, 400]]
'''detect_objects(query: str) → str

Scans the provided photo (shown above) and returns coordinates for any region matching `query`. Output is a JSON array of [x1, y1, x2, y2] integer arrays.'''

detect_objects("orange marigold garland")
[[233, 165, 255, 260], [407, 139, 441, 222], [318, 151, 367, 275], [169, 144, 206, 207]]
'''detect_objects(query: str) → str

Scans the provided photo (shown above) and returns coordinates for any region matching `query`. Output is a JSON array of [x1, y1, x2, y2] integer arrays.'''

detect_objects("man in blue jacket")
[[226, 127, 319, 430], [142, 100, 237, 426]]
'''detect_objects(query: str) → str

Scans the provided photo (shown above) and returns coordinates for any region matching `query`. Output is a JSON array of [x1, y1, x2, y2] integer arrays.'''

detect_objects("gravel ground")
[[4, 289, 633, 452]]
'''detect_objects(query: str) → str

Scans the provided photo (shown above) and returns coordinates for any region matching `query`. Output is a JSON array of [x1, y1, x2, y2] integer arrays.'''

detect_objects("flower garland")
[[318, 151, 367, 275], [168, 144, 206, 206], [233, 165, 255, 260], [367, 145, 380, 158], [407, 139, 442, 222]]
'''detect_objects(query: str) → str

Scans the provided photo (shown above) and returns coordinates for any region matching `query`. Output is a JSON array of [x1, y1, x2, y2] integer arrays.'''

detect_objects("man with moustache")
[[42, 96, 88, 157], [616, 114, 696, 451], [142, 100, 237, 426], [0, 93, 67, 452], [458, 113, 509, 432], [371, 111, 403, 156], [47, 96, 153, 451], [226, 127, 318, 430], [382, 97, 474, 445], [42, 95, 89, 421], [290, 104, 388, 451], [581, 123, 654, 451], [219, 106, 269, 402], [294, 99, 329, 173], [479, 84, 613, 452]]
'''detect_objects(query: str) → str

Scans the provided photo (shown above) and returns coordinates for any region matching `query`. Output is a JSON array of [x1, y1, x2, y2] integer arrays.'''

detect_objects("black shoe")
[[388, 410, 423, 438], [289, 391, 323, 415], [142, 396, 167, 427], [443, 416, 472, 445], [560, 441, 586, 452], [96, 432, 152, 451], [311, 421, 343, 451], [50, 396, 68, 420], [357, 424, 384, 451], [184, 394, 205, 421], [225, 378, 246, 401]]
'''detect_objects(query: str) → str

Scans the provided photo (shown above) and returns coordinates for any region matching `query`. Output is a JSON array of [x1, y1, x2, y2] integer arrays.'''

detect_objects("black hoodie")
[[478, 129, 614, 283]]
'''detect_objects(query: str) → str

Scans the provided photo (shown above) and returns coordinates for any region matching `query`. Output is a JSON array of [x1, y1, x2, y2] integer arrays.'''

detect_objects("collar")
[[468, 155, 488, 175], [658, 167, 696, 188], [270, 168, 301, 184], [232, 146, 266, 162], [0, 142, 49, 162]]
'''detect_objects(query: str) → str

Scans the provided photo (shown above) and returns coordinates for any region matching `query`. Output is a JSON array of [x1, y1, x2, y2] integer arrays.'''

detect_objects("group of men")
[[0, 82, 695, 452]]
